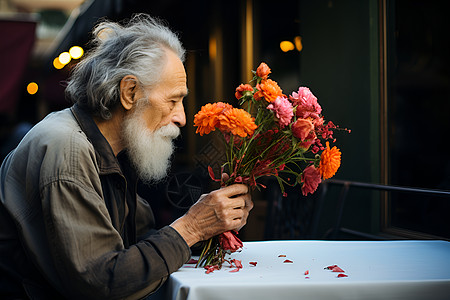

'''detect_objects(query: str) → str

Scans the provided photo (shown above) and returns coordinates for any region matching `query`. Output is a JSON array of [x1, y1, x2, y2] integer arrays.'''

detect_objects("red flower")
[[298, 130, 317, 150], [219, 231, 243, 252], [256, 62, 271, 79], [301, 165, 322, 196], [291, 118, 314, 141], [235, 83, 253, 100]]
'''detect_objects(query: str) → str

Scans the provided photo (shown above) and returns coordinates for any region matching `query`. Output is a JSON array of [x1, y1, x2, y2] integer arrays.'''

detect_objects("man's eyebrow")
[[177, 89, 189, 98]]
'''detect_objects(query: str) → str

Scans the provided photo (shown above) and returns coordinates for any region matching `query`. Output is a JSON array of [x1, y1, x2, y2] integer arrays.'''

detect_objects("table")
[[163, 240, 450, 300]]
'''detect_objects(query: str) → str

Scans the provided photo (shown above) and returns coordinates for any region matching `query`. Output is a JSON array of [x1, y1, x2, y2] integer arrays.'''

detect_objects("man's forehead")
[[172, 89, 189, 99]]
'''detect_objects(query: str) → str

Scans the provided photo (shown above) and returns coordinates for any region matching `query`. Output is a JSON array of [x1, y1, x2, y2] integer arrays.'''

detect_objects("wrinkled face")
[[139, 49, 188, 132], [122, 50, 188, 183]]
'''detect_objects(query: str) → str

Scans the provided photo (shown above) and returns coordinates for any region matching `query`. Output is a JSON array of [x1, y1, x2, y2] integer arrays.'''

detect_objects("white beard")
[[122, 108, 180, 184]]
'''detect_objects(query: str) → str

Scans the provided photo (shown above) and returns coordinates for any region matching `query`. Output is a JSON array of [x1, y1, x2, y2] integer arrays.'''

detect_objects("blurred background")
[[1, 0, 449, 241]]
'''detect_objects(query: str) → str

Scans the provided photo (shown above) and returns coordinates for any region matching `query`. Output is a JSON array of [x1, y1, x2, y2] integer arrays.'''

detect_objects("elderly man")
[[0, 14, 253, 299]]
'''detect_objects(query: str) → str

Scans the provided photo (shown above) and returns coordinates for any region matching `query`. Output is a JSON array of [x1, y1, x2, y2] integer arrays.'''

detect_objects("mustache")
[[156, 123, 180, 139]]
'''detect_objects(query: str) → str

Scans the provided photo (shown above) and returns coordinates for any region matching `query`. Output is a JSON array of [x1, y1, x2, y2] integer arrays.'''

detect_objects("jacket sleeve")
[[39, 131, 191, 299]]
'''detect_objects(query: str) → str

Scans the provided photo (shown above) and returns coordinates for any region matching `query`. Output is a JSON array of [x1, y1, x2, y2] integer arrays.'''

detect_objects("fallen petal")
[[331, 266, 345, 273], [325, 265, 337, 270], [229, 268, 240, 273], [204, 265, 219, 274], [249, 262, 257, 266], [230, 259, 243, 269], [235, 260, 243, 269], [304, 270, 309, 275], [337, 273, 348, 278], [283, 259, 293, 263], [278, 254, 286, 257], [187, 259, 198, 264]]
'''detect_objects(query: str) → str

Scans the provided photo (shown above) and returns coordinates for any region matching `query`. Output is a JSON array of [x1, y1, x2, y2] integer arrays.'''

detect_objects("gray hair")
[[65, 14, 185, 119]]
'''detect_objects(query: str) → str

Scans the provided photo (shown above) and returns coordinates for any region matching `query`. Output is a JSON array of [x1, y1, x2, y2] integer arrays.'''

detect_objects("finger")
[[224, 196, 246, 210], [235, 211, 249, 231], [216, 208, 244, 224], [219, 184, 249, 198], [245, 199, 254, 211], [232, 193, 253, 211]]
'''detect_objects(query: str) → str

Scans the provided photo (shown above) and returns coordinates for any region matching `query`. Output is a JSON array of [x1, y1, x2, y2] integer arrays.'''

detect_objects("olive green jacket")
[[0, 104, 190, 299]]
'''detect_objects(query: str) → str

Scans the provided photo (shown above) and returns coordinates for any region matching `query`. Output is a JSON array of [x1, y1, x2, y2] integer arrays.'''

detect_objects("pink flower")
[[301, 165, 321, 196], [219, 231, 243, 252], [267, 96, 294, 128], [289, 87, 322, 120], [291, 118, 314, 141]]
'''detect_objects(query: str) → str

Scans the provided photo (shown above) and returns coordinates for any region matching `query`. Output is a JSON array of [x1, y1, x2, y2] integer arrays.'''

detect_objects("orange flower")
[[318, 141, 341, 179], [254, 79, 283, 102], [235, 83, 253, 100], [218, 108, 258, 137], [194, 102, 233, 136], [256, 62, 271, 79]]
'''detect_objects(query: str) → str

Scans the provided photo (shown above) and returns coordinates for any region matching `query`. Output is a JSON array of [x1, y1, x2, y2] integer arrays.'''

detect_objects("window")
[[383, 0, 450, 239]]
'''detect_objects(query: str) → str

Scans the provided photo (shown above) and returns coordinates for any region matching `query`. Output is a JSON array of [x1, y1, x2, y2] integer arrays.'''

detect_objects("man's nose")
[[172, 103, 186, 127]]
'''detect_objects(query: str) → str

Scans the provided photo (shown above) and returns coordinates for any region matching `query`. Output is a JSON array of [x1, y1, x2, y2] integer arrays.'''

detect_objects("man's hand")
[[170, 184, 253, 247]]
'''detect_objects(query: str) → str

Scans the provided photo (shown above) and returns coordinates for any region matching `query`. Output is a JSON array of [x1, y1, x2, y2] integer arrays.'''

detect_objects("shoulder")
[[14, 109, 99, 183], [23, 108, 93, 154], [1, 108, 103, 207]]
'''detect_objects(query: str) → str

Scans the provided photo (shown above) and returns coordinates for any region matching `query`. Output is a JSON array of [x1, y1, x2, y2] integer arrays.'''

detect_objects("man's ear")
[[119, 75, 138, 111]]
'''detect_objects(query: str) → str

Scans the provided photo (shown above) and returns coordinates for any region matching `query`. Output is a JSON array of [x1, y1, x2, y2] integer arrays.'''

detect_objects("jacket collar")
[[70, 103, 122, 175]]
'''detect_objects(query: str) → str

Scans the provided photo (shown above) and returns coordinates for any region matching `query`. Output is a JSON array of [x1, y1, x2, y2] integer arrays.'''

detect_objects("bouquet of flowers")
[[193, 62, 348, 270]]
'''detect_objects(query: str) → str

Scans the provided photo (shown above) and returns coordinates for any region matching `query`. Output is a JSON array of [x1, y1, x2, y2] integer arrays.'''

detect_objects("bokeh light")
[[294, 36, 303, 52], [59, 52, 71, 65], [53, 57, 65, 69], [280, 41, 295, 52], [69, 46, 84, 59], [27, 82, 38, 95]]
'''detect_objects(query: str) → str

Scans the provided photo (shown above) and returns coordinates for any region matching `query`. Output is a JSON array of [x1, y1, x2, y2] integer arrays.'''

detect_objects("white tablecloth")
[[164, 240, 450, 300]]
